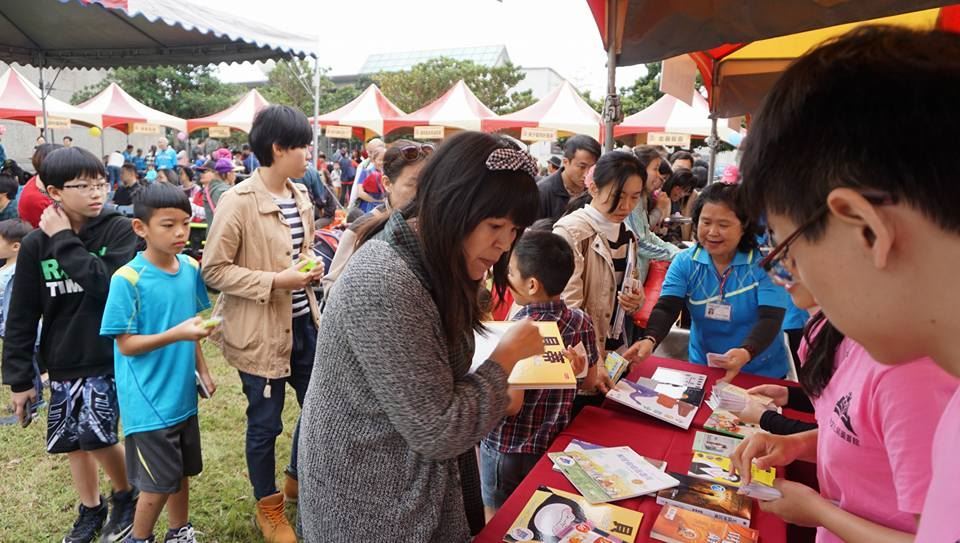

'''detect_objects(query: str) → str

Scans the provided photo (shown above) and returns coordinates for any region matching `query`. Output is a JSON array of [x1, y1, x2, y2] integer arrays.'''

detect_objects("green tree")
[[259, 59, 362, 116], [619, 62, 663, 117], [71, 65, 244, 119], [371, 57, 536, 114], [578, 89, 603, 113]]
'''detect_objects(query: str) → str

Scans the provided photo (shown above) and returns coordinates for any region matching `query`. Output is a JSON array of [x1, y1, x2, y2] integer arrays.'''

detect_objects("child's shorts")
[[46, 376, 120, 454], [125, 415, 202, 494]]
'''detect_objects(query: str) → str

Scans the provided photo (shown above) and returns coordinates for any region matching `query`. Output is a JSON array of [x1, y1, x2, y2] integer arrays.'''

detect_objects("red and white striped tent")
[[310, 84, 405, 137], [77, 82, 186, 133], [482, 81, 601, 140], [0, 67, 100, 127], [384, 80, 498, 135], [186, 89, 269, 133], [615, 92, 736, 141]]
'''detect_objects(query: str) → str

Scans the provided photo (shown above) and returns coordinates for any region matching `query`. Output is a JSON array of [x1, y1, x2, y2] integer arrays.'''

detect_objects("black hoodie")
[[2, 209, 137, 392]]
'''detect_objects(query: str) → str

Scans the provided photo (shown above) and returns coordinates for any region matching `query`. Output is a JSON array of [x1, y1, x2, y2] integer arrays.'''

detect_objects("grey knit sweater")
[[298, 214, 511, 542]]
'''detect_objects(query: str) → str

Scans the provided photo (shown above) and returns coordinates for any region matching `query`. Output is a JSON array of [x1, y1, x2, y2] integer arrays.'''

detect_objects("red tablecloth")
[[475, 358, 818, 543]]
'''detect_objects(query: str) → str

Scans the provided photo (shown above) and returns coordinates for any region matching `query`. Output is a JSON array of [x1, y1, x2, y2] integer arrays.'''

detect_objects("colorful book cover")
[[503, 486, 643, 543], [703, 410, 764, 439], [548, 447, 679, 504], [692, 431, 742, 457], [605, 378, 698, 429], [552, 440, 667, 474], [555, 521, 624, 543], [651, 506, 759, 543], [472, 321, 576, 389], [687, 451, 775, 488], [650, 368, 708, 407], [605, 352, 630, 383], [655, 473, 752, 527]]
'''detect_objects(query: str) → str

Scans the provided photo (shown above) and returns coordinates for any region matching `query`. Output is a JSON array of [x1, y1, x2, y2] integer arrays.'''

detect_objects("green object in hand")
[[202, 317, 223, 329], [299, 259, 317, 272]]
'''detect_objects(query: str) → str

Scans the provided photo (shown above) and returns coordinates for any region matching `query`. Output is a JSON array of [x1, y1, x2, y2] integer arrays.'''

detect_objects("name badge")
[[705, 302, 732, 322]]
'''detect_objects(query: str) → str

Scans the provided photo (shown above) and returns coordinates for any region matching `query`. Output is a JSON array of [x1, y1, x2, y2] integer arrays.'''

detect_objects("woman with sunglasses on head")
[[729, 262, 956, 542], [320, 140, 433, 298], [298, 132, 544, 541], [624, 181, 791, 380]]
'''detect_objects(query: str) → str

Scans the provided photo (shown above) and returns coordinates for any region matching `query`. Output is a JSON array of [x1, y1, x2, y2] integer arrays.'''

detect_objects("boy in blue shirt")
[[100, 183, 216, 543], [480, 230, 597, 516]]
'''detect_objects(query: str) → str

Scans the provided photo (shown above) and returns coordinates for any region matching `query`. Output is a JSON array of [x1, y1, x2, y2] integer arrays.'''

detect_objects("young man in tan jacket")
[[202, 106, 323, 543]]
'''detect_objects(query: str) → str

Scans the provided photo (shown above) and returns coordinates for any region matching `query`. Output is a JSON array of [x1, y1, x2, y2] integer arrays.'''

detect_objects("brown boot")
[[254, 492, 297, 543], [283, 473, 298, 504]]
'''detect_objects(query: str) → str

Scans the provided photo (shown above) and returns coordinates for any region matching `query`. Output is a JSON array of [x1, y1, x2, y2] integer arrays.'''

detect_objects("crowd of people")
[[0, 25, 957, 543]]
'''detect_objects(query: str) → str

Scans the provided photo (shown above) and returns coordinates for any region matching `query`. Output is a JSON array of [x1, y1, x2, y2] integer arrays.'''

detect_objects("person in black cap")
[[546, 155, 561, 176]]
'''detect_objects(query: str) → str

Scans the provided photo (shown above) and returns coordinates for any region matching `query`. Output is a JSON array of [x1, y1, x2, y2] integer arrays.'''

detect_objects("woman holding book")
[[730, 265, 957, 542], [297, 132, 545, 542], [553, 151, 647, 413], [624, 181, 790, 380]]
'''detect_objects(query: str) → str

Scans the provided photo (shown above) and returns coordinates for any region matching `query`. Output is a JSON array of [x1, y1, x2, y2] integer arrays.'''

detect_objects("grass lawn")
[[0, 337, 302, 542]]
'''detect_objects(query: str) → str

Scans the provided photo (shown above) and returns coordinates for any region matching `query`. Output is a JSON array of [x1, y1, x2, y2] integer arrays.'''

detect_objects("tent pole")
[[313, 54, 321, 168], [708, 115, 718, 183], [707, 63, 720, 183], [38, 54, 49, 138], [603, 0, 617, 152]]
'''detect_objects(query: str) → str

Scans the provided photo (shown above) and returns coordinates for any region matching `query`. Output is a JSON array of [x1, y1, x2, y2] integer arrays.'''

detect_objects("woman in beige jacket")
[[553, 151, 648, 414], [202, 106, 323, 543]]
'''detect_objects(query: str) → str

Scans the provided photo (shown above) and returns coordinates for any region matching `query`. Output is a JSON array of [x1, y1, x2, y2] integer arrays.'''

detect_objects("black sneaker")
[[100, 487, 139, 542], [63, 499, 107, 543], [162, 523, 196, 543]]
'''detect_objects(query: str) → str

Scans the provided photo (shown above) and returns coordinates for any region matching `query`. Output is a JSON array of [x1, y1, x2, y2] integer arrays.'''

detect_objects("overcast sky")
[[207, 0, 648, 97]]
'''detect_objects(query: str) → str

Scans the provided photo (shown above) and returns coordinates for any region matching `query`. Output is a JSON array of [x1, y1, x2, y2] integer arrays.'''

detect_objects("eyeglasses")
[[759, 190, 896, 286], [398, 143, 434, 161], [62, 180, 110, 194]]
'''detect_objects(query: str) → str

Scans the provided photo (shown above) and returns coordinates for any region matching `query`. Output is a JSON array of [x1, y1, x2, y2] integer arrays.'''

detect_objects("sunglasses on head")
[[398, 143, 434, 161]]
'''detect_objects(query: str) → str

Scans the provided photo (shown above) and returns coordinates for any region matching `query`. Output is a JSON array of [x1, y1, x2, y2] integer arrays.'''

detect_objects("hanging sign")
[[520, 127, 558, 142], [132, 123, 161, 135], [647, 132, 691, 147], [38, 116, 71, 129], [414, 126, 445, 140], [324, 125, 353, 139], [208, 126, 231, 138]]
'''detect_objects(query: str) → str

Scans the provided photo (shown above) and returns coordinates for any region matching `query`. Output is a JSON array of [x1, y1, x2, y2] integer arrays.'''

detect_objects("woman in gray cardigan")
[[298, 132, 544, 542]]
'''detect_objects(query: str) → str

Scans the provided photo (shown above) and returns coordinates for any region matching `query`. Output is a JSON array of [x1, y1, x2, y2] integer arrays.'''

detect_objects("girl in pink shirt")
[[732, 281, 958, 542]]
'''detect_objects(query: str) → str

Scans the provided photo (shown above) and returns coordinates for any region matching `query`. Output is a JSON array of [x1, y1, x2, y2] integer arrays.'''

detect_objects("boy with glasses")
[[2, 146, 140, 542], [738, 27, 960, 542]]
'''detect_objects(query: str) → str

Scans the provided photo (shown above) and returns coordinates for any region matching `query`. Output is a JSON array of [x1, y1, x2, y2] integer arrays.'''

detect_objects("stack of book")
[[651, 505, 759, 543], [703, 410, 765, 439], [548, 446, 679, 504], [604, 367, 708, 430], [706, 382, 775, 413], [655, 473, 752, 527]]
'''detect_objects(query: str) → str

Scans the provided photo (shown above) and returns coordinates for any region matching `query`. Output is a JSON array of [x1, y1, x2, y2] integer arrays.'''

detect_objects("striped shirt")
[[482, 300, 598, 455], [276, 197, 310, 318]]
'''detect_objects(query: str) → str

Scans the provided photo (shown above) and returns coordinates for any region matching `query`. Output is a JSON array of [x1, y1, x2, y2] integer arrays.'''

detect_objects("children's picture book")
[[555, 521, 624, 543], [691, 431, 741, 457], [703, 410, 764, 439], [655, 473, 752, 527], [650, 367, 708, 407], [552, 440, 666, 474], [651, 506, 759, 543], [503, 487, 642, 543], [687, 451, 776, 488], [605, 377, 699, 429], [605, 351, 630, 383], [548, 446, 679, 504], [471, 321, 576, 389]]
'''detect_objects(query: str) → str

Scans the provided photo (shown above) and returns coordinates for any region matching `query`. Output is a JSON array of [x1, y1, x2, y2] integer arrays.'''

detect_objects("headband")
[[485, 148, 539, 180]]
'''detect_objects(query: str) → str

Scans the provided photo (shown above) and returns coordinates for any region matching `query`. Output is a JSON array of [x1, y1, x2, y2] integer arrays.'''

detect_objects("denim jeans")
[[478, 441, 540, 509], [238, 314, 317, 500]]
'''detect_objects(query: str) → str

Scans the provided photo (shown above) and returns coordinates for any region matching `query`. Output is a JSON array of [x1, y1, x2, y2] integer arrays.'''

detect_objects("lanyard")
[[715, 267, 733, 302]]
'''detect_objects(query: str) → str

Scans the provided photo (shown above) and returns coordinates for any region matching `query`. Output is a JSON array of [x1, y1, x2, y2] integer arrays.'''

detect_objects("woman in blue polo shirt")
[[624, 181, 790, 379]]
